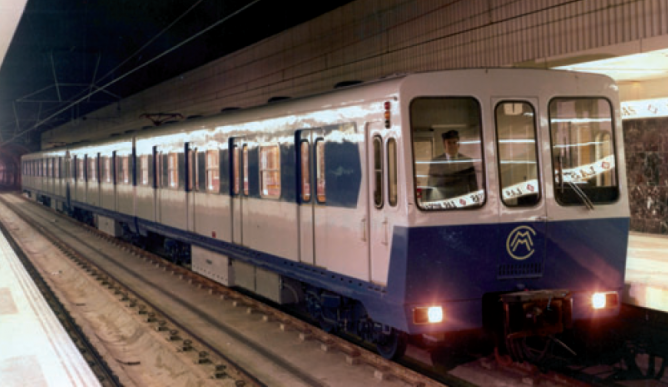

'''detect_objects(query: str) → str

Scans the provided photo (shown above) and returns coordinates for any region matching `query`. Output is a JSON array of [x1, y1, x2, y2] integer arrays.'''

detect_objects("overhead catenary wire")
[[94, 0, 206, 89], [2, 0, 263, 147]]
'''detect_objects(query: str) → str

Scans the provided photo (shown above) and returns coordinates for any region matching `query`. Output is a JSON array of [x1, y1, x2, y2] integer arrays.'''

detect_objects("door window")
[[232, 145, 240, 195], [387, 138, 398, 207], [495, 102, 541, 207], [373, 136, 384, 208], [242, 145, 249, 196], [315, 139, 326, 203], [206, 149, 220, 192], [167, 153, 179, 189], [88, 155, 98, 183], [300, 141, 311, 202], [77, 156, 85, 182]]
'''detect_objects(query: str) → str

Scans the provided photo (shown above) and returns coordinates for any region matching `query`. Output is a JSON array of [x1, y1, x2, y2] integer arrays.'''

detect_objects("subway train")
[[21, 69, 630, 360]]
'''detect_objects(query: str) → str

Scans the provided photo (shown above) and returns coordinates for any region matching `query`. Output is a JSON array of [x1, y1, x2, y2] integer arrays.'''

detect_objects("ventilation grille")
[[497, 263, 543, 279]]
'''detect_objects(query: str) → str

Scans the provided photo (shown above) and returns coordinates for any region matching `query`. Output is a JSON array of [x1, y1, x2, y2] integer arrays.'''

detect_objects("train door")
[[493, 99, 547, 277], [297, 129, 326, 266], [366, 122, 396, 285], [230, 137, 248, 245]]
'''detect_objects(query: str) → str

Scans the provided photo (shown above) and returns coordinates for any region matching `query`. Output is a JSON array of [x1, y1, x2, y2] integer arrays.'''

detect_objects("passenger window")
[[387, 138, 398, 207], [373, 136, 384, 208], [260, 144, 281, 198], [206, 149, 220, 192], [495, 102, 540, 207], [315, 139, 326, 203], [300, 141, 311, 202], [549, 98, 618, 204], [410, 97, 484, 210], [242, 145, 249, 196]]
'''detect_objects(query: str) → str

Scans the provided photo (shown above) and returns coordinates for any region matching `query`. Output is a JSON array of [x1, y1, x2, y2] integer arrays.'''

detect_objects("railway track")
[[5, 191, 667, 386], [0, 192, 452, 386]]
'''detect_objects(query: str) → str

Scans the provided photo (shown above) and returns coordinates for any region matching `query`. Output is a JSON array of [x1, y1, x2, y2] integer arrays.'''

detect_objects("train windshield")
[[410, 97, 485, 210], [549, 98, 619, 205]]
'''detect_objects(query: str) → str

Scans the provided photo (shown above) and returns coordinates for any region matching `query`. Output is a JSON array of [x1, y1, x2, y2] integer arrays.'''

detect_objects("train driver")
[[426, 130, 478, 201]]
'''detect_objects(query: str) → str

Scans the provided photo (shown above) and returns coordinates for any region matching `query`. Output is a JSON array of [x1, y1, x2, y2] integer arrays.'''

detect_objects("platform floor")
[[0, 229, 101, 387], [624, 232, 668, 313]]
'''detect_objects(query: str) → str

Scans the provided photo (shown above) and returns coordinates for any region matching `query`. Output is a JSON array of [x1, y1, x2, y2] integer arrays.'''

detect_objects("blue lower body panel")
[[385, 217, 629, 334], [26, 186, 631, 336]]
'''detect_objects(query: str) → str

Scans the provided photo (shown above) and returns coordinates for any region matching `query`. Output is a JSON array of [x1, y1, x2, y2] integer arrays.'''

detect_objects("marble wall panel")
[[624, 117, 668, 234]]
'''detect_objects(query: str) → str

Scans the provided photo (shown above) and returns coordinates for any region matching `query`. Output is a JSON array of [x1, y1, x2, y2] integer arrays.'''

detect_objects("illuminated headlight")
[[413, 306, 444, 324], [592, 293, 606, 309], [591, 291, 619, 310]]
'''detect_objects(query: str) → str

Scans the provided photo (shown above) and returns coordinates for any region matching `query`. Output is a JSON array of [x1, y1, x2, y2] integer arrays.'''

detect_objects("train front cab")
[[396, 70, 629, 351]]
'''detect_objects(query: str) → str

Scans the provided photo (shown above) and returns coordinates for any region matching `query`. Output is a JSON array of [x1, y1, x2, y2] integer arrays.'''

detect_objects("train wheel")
[[376, 329, 408, 360]]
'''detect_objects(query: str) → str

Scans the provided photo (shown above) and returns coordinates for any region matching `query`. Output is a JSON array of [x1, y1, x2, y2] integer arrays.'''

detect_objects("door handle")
[[361, 218, 367, 242], [382, 219, 388, 245]]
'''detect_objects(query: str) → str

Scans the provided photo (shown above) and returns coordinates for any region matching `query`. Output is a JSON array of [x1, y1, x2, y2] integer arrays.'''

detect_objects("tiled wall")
[[624, 118, 668, 234]]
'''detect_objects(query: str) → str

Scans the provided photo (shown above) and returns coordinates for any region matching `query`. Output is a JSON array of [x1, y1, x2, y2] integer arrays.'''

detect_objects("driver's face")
[[443, 138, 459, 157]]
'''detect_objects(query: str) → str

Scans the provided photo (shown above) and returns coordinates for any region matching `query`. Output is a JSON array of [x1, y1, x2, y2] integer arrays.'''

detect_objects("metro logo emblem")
[[506, 225, 537, 260]]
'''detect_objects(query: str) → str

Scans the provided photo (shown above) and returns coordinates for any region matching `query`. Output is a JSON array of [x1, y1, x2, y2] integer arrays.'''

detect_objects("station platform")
[[0, 228, 101, 386], [624, 232, 668, 313]]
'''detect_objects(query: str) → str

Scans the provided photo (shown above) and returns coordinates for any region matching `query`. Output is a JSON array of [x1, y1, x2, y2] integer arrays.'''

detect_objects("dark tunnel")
[[0, 144, 28, 188]]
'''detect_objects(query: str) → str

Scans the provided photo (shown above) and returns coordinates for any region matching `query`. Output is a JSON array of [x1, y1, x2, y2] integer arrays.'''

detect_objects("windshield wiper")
[[566, 181, 595, 210]]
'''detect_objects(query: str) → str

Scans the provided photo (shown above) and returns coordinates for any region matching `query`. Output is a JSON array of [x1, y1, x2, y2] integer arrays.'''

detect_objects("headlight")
[[428, 306, 444, 323], [591, 291, 619, 310], [592, 293, 606, 309], [413, 306, 444, 324]]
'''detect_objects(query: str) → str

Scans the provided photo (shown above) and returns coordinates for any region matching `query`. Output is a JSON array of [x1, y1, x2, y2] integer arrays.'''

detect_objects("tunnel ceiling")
[[0, 0, 354, 151]]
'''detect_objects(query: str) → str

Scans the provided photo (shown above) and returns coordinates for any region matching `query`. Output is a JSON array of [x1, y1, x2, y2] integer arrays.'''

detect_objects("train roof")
[[22, 68, 616, 159]]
